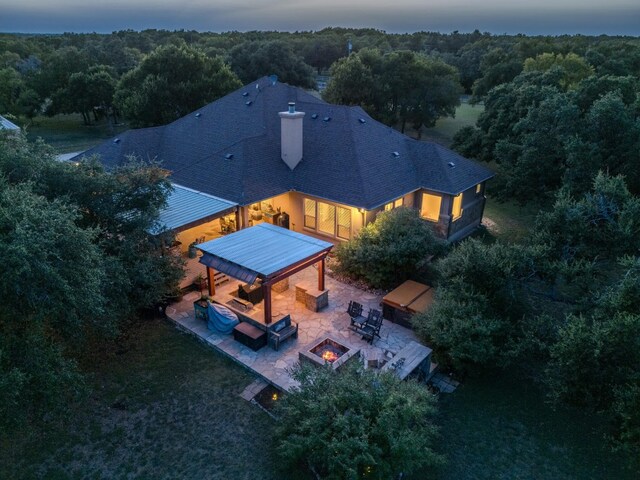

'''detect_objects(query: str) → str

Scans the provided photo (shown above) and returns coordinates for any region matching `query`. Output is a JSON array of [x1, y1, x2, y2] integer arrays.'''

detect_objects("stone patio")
[[166, 266, 419, 391]]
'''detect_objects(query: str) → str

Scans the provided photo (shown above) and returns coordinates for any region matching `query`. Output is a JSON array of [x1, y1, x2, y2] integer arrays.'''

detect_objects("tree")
[[0, 133, 184, 432], [491, 91, 580, 204], [523, 53, 594, 90], [0, 180, 104, 430], [531, 172, 640, 265], [275, 362, 443, 479], [412, 239, 541, 371], [228, 40, 315, 88], [544, 256, 640, 412], [471, 47, 523, 100], [323, 54, 375, 107], [325, 49, 461, 134], [49, 65, 116, 125], [114, 43, 241, 127], [335, 208, 445, 289], [302, 35, 346, 75], [0, 67, 23, 114]]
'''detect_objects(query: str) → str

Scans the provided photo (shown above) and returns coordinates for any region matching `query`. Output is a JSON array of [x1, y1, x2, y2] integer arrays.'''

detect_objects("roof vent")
[[392, 151, 400, 158], [358, 118, 366, 124], [225, 153, 234, 160], [323, 116, 331, 122], [245, 100, 253, 106], [448, 162, 456, 168], [269, 74, 278, 85], [195, 112, 201, 118], [311, 113, 318, 119], [113, 138, 120, 144], [242, 92, 249, 97]]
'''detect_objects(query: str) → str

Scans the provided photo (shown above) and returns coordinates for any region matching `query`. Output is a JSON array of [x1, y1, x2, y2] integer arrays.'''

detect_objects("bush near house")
[[274, 362, 443, 480], [334, 207, 446, 289]]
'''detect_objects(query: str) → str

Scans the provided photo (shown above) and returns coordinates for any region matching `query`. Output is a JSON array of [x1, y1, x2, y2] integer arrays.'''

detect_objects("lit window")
[[394, 198, 404, 208], [421, 193, 441, 222], [476, 184, 482, 194], [452, 193, 463, 221], [384, 202, 393, 211], [318, 202, 336, 235], [304, 199, 316, 228], [337, 207, 351, 239]]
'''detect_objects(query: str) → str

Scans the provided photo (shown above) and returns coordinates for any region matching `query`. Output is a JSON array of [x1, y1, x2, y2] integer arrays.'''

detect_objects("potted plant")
[[193, 273, 207, 291], [194, 293, 210, 321], [188, 241, 198, 259]]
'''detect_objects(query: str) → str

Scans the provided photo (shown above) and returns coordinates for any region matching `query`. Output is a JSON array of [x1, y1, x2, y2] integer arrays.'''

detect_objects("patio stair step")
[[214, 272, 230, 286], [240, 378, 269, 401]]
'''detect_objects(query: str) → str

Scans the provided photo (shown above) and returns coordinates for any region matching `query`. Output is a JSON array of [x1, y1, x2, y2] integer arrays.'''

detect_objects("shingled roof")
[[77, 77, 493, 210]]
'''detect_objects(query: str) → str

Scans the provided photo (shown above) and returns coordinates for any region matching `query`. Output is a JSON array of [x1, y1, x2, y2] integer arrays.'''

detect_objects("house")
[[76, 77, 494, 250]]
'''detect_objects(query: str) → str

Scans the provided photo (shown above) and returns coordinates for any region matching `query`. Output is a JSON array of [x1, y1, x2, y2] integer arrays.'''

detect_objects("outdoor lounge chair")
[[347, 300, 366, 327], [359, 309, 383, 344]]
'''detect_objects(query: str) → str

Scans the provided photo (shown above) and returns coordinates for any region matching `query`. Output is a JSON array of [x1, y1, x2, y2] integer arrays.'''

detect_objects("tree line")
[[1, 29, 638, 130]]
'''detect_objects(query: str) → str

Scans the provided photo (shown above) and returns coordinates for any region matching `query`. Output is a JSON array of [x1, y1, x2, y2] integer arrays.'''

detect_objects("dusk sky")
[[0, 0, 638, 35]]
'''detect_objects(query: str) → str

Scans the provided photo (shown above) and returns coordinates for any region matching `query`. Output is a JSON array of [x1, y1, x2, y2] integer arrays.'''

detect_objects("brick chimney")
[[279, 102, 305, 170]]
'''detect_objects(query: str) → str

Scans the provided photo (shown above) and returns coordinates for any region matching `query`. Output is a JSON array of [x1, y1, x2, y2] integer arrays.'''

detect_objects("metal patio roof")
[[0, 115, 20, 131], [152, 184, 237, 234], [197, 223, 333, 283]]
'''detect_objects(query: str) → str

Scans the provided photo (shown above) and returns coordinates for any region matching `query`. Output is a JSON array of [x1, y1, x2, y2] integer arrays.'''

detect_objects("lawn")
[[434, 371, 636, 480], [0, 319, 281, 480], [481, 195, 540, 244], [25, 114, 128, 154], [420, 98, 484, 147]]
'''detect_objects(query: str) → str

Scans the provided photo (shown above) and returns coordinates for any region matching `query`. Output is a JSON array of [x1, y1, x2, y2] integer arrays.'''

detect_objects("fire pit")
[[299, 336, 361, 370]]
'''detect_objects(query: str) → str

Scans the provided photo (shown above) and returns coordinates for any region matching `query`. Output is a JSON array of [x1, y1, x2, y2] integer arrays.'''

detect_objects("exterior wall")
[[447, 184, 487, 242], [235, 181, 487, 245], [176, 218, 222, 254], [288, 192, 364, 244]]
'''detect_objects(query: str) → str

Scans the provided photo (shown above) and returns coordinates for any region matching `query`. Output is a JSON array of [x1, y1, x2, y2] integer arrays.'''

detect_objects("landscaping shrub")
[[334, 207, 445, 289]]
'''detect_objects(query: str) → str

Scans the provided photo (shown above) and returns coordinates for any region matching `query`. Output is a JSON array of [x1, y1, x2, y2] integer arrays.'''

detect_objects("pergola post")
[[235, 208, 241, 231], [207, 266, 215, 296], [263, 283, 272, 324], [318, 257, 325, 291]]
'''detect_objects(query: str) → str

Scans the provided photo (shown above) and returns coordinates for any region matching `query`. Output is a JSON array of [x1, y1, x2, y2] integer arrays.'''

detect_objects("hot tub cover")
[[207, 303, 240, 334]]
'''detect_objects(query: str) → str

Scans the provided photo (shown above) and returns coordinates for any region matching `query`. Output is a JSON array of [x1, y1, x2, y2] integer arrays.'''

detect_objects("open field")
[[25, 114, 128, 154], [421, 99, 484, 147], [435, 371, 635, 480], [0, 319, 280, 480], [2, 318, 632, 480]]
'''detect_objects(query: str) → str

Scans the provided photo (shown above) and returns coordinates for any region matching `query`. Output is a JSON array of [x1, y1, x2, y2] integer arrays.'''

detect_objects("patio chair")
[[347, 301, 366, 328], [359, 309, 383, 344]]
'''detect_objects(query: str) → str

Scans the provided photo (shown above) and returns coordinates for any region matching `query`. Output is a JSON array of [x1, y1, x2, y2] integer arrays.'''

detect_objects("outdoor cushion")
[[273, 320, 286, 333]]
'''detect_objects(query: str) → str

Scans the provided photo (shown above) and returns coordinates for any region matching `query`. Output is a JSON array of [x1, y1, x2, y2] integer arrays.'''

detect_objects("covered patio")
[[197, 223, 333, 325]]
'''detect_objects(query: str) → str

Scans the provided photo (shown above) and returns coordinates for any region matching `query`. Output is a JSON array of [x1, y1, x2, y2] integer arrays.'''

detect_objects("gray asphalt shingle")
[[76, 77, 493, 208]]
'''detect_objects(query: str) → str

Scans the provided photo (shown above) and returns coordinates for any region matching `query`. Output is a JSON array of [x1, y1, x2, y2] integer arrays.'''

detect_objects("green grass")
[[0, 319, 280, 480], [434, 371, 636, 480], [24, 114, 128, 154], [481, 195, 540, 244], [421, 100, 484, 147]]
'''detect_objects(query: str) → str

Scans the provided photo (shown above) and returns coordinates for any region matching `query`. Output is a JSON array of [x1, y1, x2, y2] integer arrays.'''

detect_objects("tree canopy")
[[227, 40, 315, 88], [275, 363, 443, 479], [114, 43, 241, 127], [324, 49, 461, 134], [0, 133, 183, 432]]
